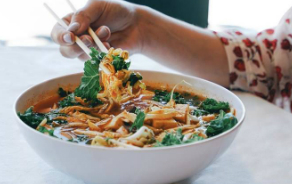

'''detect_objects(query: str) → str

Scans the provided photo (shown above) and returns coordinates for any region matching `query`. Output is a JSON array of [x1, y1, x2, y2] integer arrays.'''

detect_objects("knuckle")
[[74, 9, 91, 22]]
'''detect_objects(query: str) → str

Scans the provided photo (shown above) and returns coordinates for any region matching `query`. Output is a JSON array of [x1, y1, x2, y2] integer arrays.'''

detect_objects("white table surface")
[[1, 46, 292, 184]]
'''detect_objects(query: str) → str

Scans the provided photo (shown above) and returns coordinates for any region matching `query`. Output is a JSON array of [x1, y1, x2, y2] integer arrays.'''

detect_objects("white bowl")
[[14, 70, 245, 184]]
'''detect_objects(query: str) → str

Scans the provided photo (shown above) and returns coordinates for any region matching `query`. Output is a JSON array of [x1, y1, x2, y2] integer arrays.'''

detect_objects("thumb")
[[67, 1, 107, 35]]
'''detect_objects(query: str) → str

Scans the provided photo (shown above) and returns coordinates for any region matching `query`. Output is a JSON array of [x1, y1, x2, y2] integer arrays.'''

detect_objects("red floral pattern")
[[220, 37, 229, 45], [281, 39, 291, 51], [281, 82, 292, 97], [234, 59, 245, 71], [242, 38, 255, 47], [214, 8, 292, 112]]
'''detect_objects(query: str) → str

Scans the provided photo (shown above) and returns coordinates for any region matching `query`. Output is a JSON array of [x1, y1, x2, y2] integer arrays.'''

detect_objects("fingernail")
[[67, 22, 80, 32], [97, 27, 108, 38], [82, 37, 92, 46], [63, 33, 73, 44]]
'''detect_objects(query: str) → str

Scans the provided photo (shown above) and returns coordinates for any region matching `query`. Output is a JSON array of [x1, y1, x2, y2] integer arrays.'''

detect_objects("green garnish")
[[18, 107, 67, 129], [129, 108, 145, 132], [58, 93, 80, 108], [74, 48, 103, 102], [152, 90, 200, 105], [112, 55, 131, 71], [193, 109, 209, 116], [155, 128, 205, 147], [57, 87, 69, 97], [200, 98, 230, 113], [38, 126, 54, 136], [128, 72, 143, 86], [18, 107, 45, 129], [206, 110, 237, 137]]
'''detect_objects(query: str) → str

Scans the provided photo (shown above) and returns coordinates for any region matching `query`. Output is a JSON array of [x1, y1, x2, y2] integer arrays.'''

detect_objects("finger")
[[95, 26, 111, 41], [51, 23, 75, 45], [59, 35, 94, 58], [51, 14, 76, 46], [67, 1, 107, 35], [103, 42, 111, 50]]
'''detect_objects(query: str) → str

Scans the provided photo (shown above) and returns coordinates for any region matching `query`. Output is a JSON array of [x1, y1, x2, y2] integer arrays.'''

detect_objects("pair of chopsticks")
[[44, 0, 108, 56]]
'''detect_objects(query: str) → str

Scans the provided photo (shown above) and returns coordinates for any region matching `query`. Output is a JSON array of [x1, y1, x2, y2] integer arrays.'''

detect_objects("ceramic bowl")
[[14, 70, 245, 184]]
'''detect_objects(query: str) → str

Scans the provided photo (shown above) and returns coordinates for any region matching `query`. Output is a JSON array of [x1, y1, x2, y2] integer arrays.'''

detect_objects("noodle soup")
[[18, 48, 237, 149]]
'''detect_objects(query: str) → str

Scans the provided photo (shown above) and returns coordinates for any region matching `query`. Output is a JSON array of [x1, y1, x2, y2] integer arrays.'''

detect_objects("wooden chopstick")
[[44, 3, 91, 56], [66, 0, 108, 53]]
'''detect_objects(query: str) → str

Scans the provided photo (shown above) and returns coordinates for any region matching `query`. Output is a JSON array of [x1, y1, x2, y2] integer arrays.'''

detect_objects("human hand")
[[51, 0, 145, 60]]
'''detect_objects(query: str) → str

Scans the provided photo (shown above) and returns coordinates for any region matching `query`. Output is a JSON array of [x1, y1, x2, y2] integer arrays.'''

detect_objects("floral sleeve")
[[214, 8, 292, 112]]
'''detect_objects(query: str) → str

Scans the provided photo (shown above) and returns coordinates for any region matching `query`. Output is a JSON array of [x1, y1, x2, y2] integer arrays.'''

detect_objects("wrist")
[[135, 5, 158, 54]]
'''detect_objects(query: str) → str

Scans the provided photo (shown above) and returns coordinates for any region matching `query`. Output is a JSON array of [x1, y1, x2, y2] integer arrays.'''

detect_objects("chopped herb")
[[155, 128, 205, 147], [38, 126, 54, 136], [76, 134, 89, 142], [183, 134, 205, 143], [75, 48, 102, 103], [129, 109, 145, 132], [200, 98, 230, 113], [152, 90, 200, 106], [18, 107, 45, 129], [193, 109, 209, 117], [206, 110, 238, 137], [112, 55, 131, 71], [58, 93, 80, 108], [18, 107, 68, 128], [90, 47, 106, 62], [58, 87, 69, 97], [128, 72, 143, 86]]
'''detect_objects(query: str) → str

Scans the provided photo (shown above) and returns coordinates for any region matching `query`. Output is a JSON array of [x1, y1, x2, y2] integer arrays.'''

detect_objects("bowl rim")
[[14, 70, 246, 152]]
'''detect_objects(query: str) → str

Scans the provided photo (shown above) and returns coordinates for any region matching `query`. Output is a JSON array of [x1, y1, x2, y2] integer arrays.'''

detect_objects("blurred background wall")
[[0, 0, 291, 47], [127, 0, 209, 28]]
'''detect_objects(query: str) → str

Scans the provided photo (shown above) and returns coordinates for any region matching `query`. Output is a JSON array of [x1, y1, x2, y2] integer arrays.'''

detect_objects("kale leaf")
[[18, 107, 68, 128], [128, 72, 143, 86], [200, 98, 230, 113], [58, 87, 69, 97], [38, 126, 54, 136], [112, 55, 131, 71], [58, 93, 80, 108], [193, 109, 210, 116], [18, 107, 45, 129], [155, 128, 205, 147], [129, 108, 145, 132], [74, 49, 102, 102], [90, 47, 106, 62], [152, 90, 200, 105], [206, 110, 238, 137]]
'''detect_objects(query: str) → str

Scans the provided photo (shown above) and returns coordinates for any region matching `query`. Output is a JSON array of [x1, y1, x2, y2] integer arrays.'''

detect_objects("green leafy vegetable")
[[193, 109, 209, 117], [200, 98, 230, 113], [152, 90, 200, 105], [74, 49, 102, 102], [38, 126, 54, 136], [90, 47, 106, 62], [18, 107, 45, 129], [130, 109, 145, 132], [58, 93, 80, 108], [155, 128, 205, 147], [112, 55, 131, 71], [206, 110, 238, 137], [183, 134, 205, 143], [58, 87, 69, 97], [18, 107, 68, 129], [128, 72, 143, 86], [76, 134, 89, 142]]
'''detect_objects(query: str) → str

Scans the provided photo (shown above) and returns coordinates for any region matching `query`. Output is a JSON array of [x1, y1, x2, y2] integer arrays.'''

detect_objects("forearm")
[[136, 6, 229, 87]]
